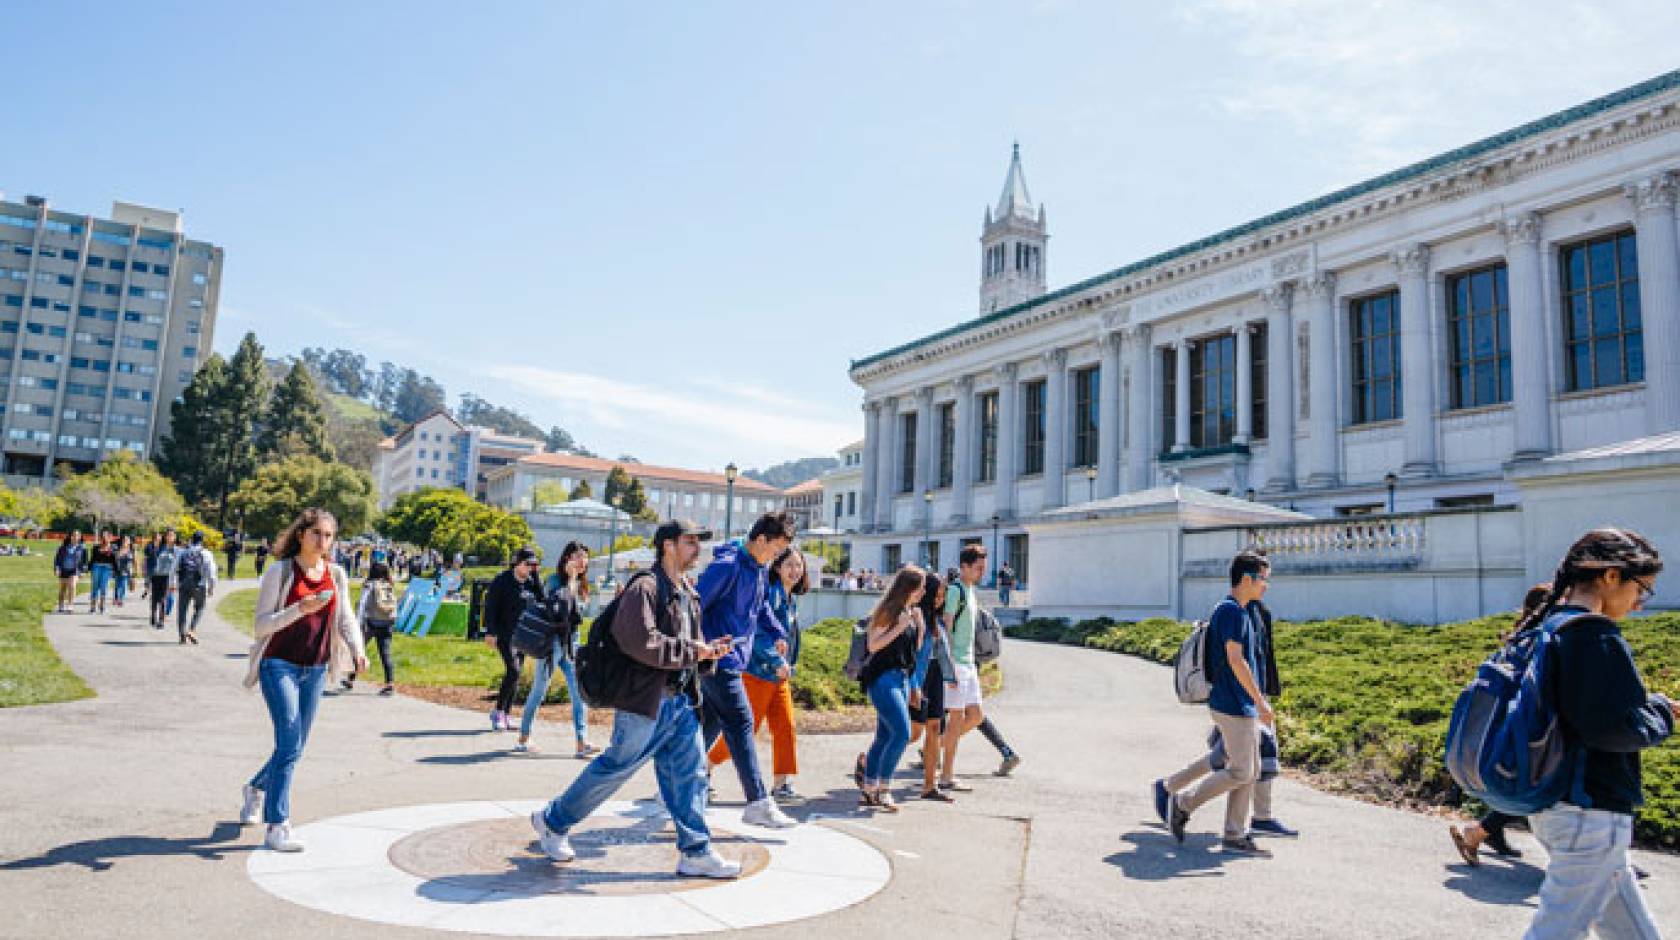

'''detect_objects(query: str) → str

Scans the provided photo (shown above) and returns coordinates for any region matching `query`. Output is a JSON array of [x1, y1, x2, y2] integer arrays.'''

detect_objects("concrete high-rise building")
[[0, 194, 223, 485]]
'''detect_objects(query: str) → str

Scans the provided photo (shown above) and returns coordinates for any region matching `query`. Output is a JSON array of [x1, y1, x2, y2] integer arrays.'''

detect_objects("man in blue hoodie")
[[697, 511, 798, 829]]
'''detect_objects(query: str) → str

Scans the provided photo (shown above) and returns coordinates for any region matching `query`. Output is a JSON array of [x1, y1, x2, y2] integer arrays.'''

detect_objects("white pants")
[[1524, 804, 1660, 940]]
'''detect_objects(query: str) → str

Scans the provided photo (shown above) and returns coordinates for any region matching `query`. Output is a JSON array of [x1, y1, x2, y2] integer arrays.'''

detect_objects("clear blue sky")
[[4, 1, 1675, 471]]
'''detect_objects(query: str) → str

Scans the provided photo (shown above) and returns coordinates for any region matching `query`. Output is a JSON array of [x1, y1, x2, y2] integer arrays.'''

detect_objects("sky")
[[4, 1, 1677, 472]]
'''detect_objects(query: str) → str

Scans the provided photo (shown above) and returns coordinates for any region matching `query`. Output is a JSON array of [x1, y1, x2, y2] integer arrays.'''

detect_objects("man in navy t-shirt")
[[1152, 550, 1275, 856]]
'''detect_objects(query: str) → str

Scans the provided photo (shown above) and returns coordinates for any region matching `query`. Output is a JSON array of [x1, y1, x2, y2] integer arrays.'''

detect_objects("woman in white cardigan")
[[238, 508, 366, 852]]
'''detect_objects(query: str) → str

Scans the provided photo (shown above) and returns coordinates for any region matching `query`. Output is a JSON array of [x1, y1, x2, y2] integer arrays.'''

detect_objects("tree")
[[211, 333, 272, 526], [604, 466, 654, 520], [392, 369, 447, 424], [376, 487, 531, 563], [544, 424, 592, 455], [569, 479, 593, 501], [373, 361, 401, 414], [456, 392, 543, 439], [326, 411, 386, 474], [743, 456, 840, 489], [321, 348, 372, 399], [229, 455, 376, 539], [11, 485, 68, 533], [529, 480, 570, 508], [156, 354, 229, 509], [60, 452, 188, 534], [0, 482, 19, 520], [258, 360, 334, 461]]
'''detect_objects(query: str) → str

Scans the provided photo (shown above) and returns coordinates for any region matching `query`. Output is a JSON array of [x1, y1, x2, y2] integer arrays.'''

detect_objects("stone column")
[[994, 363, 1019, 519], [1097, 330, 1123, 497], [1501, 212, 1553, 459], [1627, 173, 1680, 434], [1262, 283, 1296, 490], [1303, 272, 1339, 486], [873, 396, 898, 531], [951, 375, 975, 524], [1041, 348, 1069, 509], [1392, 244, 1438, 476], [1174, 341, 1191, 452], [1125, 323, 1153, 490], [1234, 323, 1253, 444], [914, 387, 934, 526], [859, 401, 879, 531]]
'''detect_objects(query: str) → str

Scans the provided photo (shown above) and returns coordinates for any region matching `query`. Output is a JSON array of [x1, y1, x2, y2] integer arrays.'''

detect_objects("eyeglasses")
[[1631, 576, 1655, 602]]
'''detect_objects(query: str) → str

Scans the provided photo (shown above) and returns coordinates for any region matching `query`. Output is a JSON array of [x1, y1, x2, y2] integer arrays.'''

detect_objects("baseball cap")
[[513, 547, 539, 566], [653, 519, 713, 550]]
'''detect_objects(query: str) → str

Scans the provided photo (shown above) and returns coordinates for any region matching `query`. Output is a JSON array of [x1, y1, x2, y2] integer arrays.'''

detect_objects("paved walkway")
[[1, 584, 1676, 938]]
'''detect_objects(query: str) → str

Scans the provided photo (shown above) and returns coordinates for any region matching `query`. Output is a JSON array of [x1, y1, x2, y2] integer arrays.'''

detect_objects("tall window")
[[977, 391, 999, 483], [1021, 380, 1046, 475], [1005, 534, 1030, 589], [1446, 264, 1511, 409], [1189, 335, 1237, 448], [937, 402, 955, 488], [882, 544, 902, 572], [1160, 347, 1177, 453], [1072, 366, 1100, 467], [1561, 231, 1643, 392], [899, 413, 917, 494], [834, 495, 844, 522], [1350, 290, 1402, 424], [1250, 322, 1268, 440]]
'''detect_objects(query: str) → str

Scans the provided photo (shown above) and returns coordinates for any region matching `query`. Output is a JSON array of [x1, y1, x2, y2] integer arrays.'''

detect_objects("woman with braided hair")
[[1520, 528, 1674, 940]]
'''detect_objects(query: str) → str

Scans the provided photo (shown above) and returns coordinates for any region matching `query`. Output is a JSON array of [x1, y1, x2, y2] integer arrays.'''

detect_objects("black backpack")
[[511, 591, 559, 658], [176, 547, 206, 591], [575, 572, 664, 710]]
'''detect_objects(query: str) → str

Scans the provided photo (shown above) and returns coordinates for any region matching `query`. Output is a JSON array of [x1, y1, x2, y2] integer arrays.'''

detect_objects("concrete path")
[[1, 584, 1676, 938]]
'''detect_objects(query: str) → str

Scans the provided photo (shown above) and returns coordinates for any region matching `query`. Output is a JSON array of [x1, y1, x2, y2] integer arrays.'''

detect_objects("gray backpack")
[[1173, 620, 1213, 704], [974, 607, 1003, 665]]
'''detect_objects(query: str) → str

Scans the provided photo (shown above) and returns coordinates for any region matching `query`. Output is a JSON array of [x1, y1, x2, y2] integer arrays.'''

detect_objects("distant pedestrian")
[[1519, 529, 1672, 939], [483, 547, 544, 731], [53, 530, 86, 613], [857, 565, 931, 811], [1155, 550, 1275, 857], [225, 535, 242, 579], [708, 548, 810, 802], [352, 561, 399, 696], [516, 542, 596, 757], [253, 538, 270, 576], [86, 531, 116, 614], [172, 532, 218, 645], [239, 508, 366, 853], [997, 563, 1016, 607], [112, 535, 134, 609]]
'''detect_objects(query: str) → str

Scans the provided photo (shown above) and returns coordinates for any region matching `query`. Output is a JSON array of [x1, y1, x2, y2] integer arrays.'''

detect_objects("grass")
[[1009, 612, 1680, 849], [0, 539, 95, 708]]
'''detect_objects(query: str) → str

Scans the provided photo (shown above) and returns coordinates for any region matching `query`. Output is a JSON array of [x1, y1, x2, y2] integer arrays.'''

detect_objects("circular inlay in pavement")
[[246, 800, 891, 937]]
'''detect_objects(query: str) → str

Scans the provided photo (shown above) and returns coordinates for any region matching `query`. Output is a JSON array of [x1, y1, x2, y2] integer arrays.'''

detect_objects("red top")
[[264, 561, 337, 667]]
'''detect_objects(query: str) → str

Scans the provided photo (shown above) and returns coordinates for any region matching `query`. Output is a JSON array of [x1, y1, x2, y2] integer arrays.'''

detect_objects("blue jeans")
[[520, 650, 588, 742], [89, 564, 113, 605], [864, 670, 912, 787], [113, 572, 130, 603], [999, 586, 1012, 607], [701, 670, 768, 803], [249, 658, 328, 825], [1525, 804, 1660, 940], [542, 692, 712, 856]]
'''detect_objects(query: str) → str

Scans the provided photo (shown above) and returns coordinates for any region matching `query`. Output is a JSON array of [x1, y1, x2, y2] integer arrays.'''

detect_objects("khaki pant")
[[1166, 711, 1260, 839]]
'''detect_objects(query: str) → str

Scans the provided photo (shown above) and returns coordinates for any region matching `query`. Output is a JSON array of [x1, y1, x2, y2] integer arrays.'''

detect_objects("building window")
[[1160, 347, 1177, 453], [847, 491, 856, 515], [977, 390, 998, 483], [899, 412, 917, 494], [936, 402, 955, 488], [1250, 322, 1268, 440], [1021, 379, 1046, 475], [1006, 534, 1029, 589], [1447, 264, 1511, 409], [834, 495, 844, 522], [1072, 366, 1099, 467], [1190, 334, 1237, 448], [882, 544, 903, 572], [924, 541, 941, 572], [1350, 290, 1403, 424], [1561, 231, 1643, 392], [1435, 494, 1495, 509]]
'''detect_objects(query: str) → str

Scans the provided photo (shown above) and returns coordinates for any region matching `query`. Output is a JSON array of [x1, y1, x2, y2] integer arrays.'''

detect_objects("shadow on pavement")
[[417, 751, 512, 766], [98, 640, 179, 647], [384, 729, 489, 739], [0, 822, 253, 873], [1441, 860, 1543, 907], [1104, 828, 1248, 880]]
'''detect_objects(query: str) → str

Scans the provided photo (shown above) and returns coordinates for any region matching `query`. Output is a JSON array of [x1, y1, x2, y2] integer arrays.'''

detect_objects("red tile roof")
[[515, 452, 784, 494], [785, 478, 824, 496]]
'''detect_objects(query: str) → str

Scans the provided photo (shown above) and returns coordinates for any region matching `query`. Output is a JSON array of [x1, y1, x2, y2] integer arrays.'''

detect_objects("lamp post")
[[723, 462, 738, 541], [1384, 471, 1399, 515], [989, 512, 1001, 588], [605, 495, 622, 588], [921, 489, 933, 568], [1085, 464, 1098, 503]]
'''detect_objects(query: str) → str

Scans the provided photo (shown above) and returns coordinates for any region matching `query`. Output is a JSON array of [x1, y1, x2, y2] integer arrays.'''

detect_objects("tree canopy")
[[60, 452, 188, 534], [377, 487, 532, 564], [258, 360, 334, 461], [228, 454, 376, 539]]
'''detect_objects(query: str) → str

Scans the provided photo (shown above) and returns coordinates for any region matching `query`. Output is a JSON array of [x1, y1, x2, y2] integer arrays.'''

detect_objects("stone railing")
[[1182, 514, 1430, 577]]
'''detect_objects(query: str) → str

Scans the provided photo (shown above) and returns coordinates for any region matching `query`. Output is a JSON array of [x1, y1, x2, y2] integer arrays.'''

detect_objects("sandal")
[[1449, 825, 1480, 867], [937, 778, 973, 793], [875, 791, 900, 813], [859, 789, 880, 810], [920, 788, 955, 803], [853, 753, 866, 789]]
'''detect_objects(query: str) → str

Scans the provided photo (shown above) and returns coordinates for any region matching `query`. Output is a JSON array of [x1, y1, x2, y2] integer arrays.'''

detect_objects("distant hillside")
[[744, 457, 839, 490]]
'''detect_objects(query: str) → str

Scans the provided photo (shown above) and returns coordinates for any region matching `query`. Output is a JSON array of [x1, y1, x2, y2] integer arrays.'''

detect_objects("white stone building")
[[818, 440, 866, 532], [849, 70, 1680, 591], [373, 410, 543, 511]]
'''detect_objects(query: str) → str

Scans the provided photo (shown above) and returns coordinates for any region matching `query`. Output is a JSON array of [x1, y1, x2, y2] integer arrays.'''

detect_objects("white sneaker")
[[677, 848, 743, 879], [264, 823, 304, 853], [239, 785, 263, 825], [530, 811, 574, 862], [741, 798, 797, 829]]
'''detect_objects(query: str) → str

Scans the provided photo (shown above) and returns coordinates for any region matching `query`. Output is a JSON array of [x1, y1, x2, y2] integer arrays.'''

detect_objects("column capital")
[[1042, 347, 1067, 371], [863, 399, 880, 416], [1301, 270, 1337, 301], [1100, 330, 1125, 355], [1390, 244, 1431, 277], [915, 386, 934, 407], [1122, 321, 1152, 344], [1260, 282, 1294, 313], [993, 361, 1018, 384], [1499, 211, 1543, 247], [1625, 172, 1679, 214], [882, 395, 899, 410], [955, 374, 975, 393]]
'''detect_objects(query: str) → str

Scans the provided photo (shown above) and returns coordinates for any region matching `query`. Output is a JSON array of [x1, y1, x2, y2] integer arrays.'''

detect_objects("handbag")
[[511, 593, 559, 658]]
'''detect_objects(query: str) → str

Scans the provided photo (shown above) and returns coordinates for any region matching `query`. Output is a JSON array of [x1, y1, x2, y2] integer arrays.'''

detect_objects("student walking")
[[239, 508, 367, 852], [938, 546, 1018, 789], [86, 532, 116, 614], [708, 548, 810, 802], [147, 530, 180, 630], [515, 542, 597, 757], [530, 520, 745, 879], [112, 535, 134, 609], [907, 571, 957, 802], [482, 547, 544, 731], [1154, 550, 1276, 857], [352, 561, 399, 696], [53, 531, 86, 613], [1517, 529, 1673, 939], [857, 565, 932, 811], [172, 531, 218, 645], [697, 512, 799, 829], [254, 538, 270, 576], [997, 563, 1016, 608], [225, 535, 242, 579]]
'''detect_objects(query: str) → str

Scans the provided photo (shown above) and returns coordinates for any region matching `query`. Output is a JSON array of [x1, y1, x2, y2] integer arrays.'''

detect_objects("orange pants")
[[707, 673, 799, 777]]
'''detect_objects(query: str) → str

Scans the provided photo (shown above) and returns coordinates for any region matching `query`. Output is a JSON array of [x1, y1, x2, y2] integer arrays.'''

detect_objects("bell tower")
[[979, 142, 1048, 313]]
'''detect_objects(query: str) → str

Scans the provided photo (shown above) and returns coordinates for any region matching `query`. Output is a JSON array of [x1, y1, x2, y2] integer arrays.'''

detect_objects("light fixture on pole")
[[1086, 464, 1098, 502], [922, 489, 934, 567], [723, 462, 738, 541], [1384, 471, 1399, 515], [605, 495, 622, 588]]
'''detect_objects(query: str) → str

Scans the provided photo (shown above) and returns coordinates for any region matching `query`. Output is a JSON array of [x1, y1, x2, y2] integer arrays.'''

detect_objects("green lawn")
[[1009, 611, 1680, 849], [0, 540, 94, 708]]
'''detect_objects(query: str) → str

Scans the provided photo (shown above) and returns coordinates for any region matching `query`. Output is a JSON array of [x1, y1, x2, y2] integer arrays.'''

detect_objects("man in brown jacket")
[[530, 520, 743, 879]]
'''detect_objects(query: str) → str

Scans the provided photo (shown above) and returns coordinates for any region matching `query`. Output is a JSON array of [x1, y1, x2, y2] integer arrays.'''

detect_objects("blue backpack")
[[1443, 610, 1598, 816]]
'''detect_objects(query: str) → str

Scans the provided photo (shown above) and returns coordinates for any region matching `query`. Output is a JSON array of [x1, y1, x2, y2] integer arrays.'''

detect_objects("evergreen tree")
[[258, 360, 334, 461], [393, 369, 447, 424], [211, 333, 271, 526], [156, 354, 229, 508], [604, 466, 654, 519], [569, 479, 593, 501]]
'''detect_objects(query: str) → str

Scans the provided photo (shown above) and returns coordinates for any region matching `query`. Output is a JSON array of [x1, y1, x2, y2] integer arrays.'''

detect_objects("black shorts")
[[909, 660, 946, 725]]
